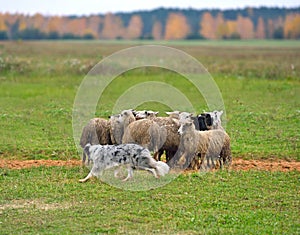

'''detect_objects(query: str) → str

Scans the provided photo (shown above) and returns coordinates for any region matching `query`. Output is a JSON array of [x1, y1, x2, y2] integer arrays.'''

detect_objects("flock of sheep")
[[80, 109, 232, 171]]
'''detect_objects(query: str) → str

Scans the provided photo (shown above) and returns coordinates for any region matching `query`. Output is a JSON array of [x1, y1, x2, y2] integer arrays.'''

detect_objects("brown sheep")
[[122, 119, 166, 160], [79, 118, 112, 148]]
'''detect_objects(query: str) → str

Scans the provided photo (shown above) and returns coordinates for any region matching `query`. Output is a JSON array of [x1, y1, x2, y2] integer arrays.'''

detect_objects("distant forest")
[[0, 7, 300, 40]]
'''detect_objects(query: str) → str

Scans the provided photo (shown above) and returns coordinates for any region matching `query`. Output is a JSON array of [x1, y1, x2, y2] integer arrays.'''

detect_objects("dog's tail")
[[153, 160, 170, 177]]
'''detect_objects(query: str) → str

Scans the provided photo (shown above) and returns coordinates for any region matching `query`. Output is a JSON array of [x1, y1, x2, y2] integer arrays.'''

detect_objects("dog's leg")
[[138, 166, 159, 178], [79, 172, 93, 183], [114, 167, 120, 178], [122, 166, 133, 181]]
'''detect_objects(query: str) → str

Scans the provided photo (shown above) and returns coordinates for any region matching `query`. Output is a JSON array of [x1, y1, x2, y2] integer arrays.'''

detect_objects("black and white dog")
[[79, 143, 170, 182]]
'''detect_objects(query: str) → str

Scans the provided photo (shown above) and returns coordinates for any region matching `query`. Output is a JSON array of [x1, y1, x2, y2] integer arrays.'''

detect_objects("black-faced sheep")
[[169, 111, 210, 131], [79, 118, 112, 148], [174, 121, 231, 170]]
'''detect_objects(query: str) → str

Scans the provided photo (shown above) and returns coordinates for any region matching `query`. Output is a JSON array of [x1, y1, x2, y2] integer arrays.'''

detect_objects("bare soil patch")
[[0, 158, 299, 172]]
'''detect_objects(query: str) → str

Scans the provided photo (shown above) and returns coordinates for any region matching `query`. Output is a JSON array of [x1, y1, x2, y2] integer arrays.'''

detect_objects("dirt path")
[[0, 158, 299, 172]]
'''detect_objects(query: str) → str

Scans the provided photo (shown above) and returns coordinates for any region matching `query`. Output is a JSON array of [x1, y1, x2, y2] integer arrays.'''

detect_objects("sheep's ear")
[[220, 110, 224, 115], [155, 111, 159, 115]]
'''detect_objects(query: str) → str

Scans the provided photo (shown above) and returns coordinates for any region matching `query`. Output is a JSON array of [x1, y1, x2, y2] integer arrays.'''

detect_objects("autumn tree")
[[215, 13, 227, 39], [255, 17, 266, 39], [86, 15, 102, 39], [225, 20, 238, 38], [200, 12, 216, 39], [284, 13, 300, 39], [236, 14, 254, 39], [18, 15, 27, 31], [266, 19, 274, 38], [32, 13, 45, 31], [0, 13, 8, 31], [101, 13, 125, 39], [125, 15, 143, 39], [164, 13, 190, 40], [47, 16, 65, 35], [152, 21, 163, 40]]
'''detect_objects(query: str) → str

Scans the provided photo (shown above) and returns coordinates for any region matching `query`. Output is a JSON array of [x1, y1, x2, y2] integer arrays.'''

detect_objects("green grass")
[[0, 40, 299, 160], [0, 166, 299, 234]]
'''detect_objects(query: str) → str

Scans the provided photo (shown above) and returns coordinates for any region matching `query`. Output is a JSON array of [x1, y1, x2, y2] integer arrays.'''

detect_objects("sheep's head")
[[166, 110, 181, 119], [133, 110, 146, 119], [133, 110, 158, 119], [179, 112, 193, 124], [178, 121, 194, 135], [145, 110, 158, 119], [197, 115, 208, 131]]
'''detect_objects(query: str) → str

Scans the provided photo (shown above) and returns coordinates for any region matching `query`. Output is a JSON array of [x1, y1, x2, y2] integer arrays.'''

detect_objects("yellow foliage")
[[165, 13, 190, 40]]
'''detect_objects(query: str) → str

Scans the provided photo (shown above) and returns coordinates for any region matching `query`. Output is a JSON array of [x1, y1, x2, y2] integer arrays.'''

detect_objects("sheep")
[[122, 118, 166, 160], [151, 116, 181, 162], [79, 118, 112, 148], [127, 110, 180, 162], [174, 121, 231, 171], [176, 110, 224, 130], [109, 114, 123, 144], [134, 110, 158, 120], [204, 110, 224, 130], [169, 111, 210, 131], [109, 109, 136, 144]]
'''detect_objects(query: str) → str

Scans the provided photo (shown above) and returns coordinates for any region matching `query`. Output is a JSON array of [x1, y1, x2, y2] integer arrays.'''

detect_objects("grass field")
[[0, 40, 299, 234]]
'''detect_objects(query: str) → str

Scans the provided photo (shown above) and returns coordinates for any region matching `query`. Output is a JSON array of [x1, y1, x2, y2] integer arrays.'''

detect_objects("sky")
[[1, 0, 299, 16]]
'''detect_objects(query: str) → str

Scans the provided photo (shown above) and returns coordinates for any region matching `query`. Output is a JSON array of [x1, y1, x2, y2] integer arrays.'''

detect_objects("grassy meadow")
[[0, 40, 299, 160], [0, 40, 299, 234]]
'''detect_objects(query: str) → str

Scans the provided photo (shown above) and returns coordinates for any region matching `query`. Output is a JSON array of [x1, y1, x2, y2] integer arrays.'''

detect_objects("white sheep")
[[176, 121, 231, 170]]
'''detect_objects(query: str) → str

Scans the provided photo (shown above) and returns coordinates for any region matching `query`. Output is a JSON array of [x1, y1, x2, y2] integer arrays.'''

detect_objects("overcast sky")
[[1, 0, 299, 16]]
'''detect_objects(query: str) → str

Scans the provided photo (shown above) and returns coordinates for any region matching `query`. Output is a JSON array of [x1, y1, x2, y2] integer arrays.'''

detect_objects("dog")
[[79, 143, 170, 182]]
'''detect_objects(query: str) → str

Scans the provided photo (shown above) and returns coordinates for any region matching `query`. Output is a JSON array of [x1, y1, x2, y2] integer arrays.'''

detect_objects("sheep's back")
[[152, 117, 180, 148], [80, 118, 111, 147], [122, 119, 162, 151]]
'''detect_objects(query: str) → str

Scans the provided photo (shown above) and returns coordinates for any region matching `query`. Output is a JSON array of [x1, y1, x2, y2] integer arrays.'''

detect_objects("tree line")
[[0, 7, 299, 40]]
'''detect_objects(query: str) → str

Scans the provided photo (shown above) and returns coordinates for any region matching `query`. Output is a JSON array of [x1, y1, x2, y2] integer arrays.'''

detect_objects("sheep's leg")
[[153, 151, 159, 161], [206, 155, 211, 169], [199, 153, 208, 171], [218, 157, 223, 169], [189, 153, 200, 170], [211, 156, 216, 169]]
